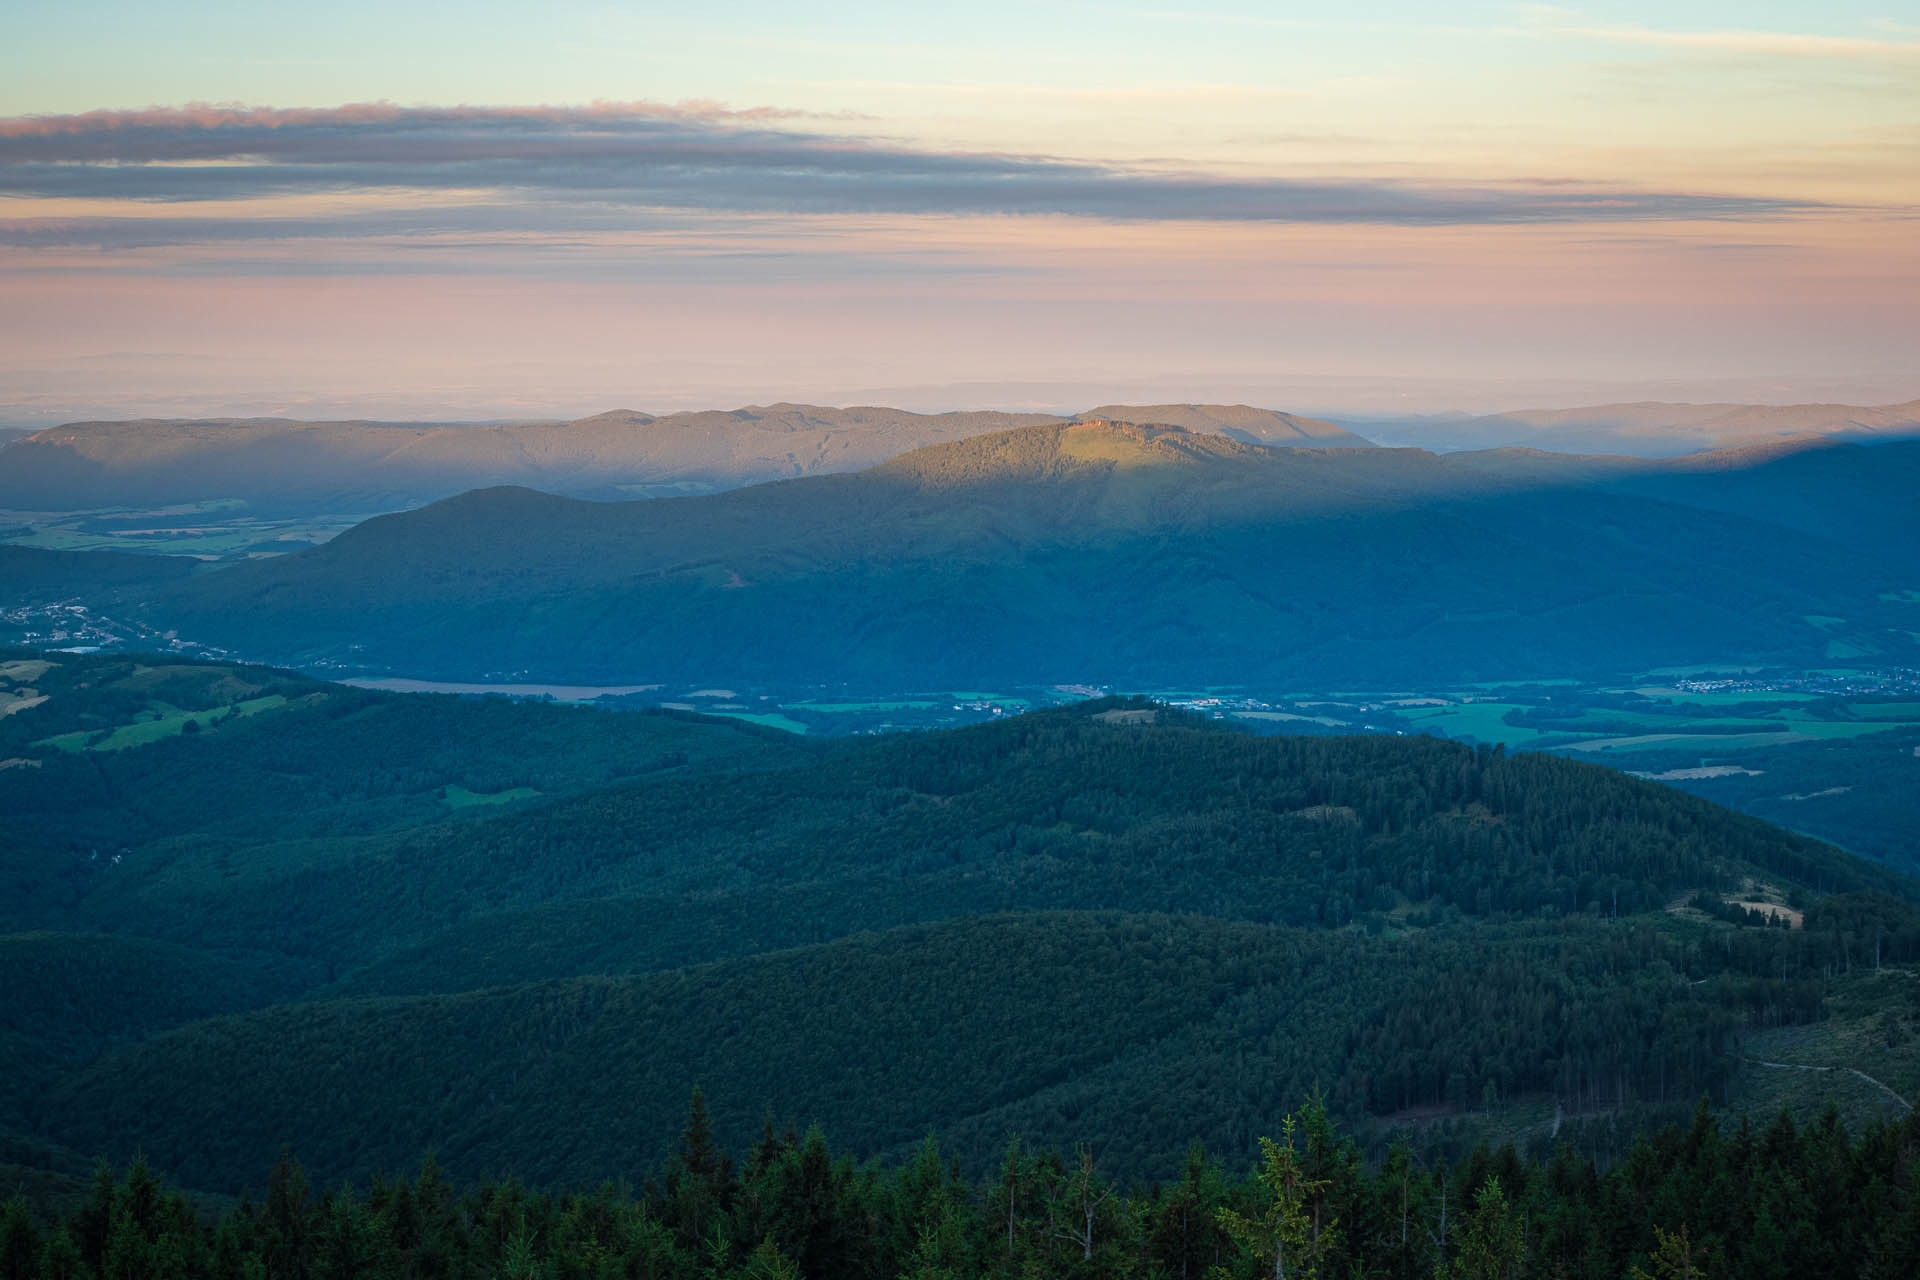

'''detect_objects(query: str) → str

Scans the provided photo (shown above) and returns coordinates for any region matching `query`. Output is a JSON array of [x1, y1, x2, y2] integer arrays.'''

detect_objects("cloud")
[[0, 102, 1818, 227], [1519, 15, 1920, 65]]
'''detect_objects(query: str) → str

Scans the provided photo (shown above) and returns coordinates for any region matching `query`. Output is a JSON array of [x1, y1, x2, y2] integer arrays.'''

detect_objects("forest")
[[3, 648, 1920, 1245], [6, 1096, 1919, 1279]]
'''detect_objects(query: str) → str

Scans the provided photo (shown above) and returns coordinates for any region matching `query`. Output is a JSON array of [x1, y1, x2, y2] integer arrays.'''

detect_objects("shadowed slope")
[[137, 425, 1920, 686]]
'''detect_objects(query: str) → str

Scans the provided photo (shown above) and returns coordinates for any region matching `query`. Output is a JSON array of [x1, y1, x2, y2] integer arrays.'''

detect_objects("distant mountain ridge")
[[132, 421, 1920, 687], [10, 395, 1911, 516], [1356, 397, 1920, 456], [0, 402, 1371, 512]]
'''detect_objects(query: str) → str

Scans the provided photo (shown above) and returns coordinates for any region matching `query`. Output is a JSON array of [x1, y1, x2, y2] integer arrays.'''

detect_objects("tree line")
[[8, 1092, 1919, 1279]]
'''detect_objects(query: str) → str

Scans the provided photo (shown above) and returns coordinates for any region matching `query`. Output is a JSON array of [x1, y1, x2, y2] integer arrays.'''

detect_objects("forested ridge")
[[4, 649, 1920, 1239]]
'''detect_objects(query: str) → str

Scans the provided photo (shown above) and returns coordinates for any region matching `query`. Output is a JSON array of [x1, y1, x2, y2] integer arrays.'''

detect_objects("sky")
[[2, 1, 1916, 423]]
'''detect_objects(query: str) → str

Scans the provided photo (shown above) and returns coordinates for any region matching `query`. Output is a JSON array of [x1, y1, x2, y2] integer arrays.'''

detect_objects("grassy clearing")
[[792, 700, 937, 713], [1568, 731, 1813, 754], [1399, 703, 1566, 745], [35, 694, 288, 754], [0, 691, 49, 719], [1729, 967, 1920, 1128], [1461, 678, 1584, 689], [1767, 720, 1908, 740], [443, 785, 542, 809], [0, 506, 376, 559]]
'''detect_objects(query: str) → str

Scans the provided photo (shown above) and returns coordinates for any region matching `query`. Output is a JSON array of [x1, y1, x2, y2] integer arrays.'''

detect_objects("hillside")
[[4, 653, 1919, 1194], [36, 912, 1851, 1192], [132, 424, 1920, 687], [0, 545, 198, 601], [0, 401, 1371, 514], [0, 648, 802, 929]]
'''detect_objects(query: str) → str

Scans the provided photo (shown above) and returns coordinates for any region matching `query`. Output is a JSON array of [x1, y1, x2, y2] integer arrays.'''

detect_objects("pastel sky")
[[2, 1, 1916, 423]]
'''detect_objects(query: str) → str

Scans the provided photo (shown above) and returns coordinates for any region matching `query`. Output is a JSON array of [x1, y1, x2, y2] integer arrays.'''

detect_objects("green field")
[[1565, 726, 1902, 753], [36, 693, 288, 753], [947, 692, 1033, 706], [1765, 717, 1911, 739], [1462, 677, 1584, 689], [1384, 684, 1920, 756], [444, 784, 542, 809], [0, 502, 381, 559]]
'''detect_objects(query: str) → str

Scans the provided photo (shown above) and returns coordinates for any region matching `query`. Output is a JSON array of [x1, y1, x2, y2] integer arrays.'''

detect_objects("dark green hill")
[[47, 696, 1907, 973], [0, 546, 197, 602], [0, 648, 803, 932], [136, 425, 1920, 686], [35, 910, 1862, 1192], [0, 931, 317, 1131], [7, 655, 1920, 1196]]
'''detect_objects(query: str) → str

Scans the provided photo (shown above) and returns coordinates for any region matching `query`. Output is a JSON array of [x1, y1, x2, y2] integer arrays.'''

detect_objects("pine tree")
[[1214, 1115, 1335, 1280], [0, 1198, 39, 1280], [1439, 1179, 1524, 1280]]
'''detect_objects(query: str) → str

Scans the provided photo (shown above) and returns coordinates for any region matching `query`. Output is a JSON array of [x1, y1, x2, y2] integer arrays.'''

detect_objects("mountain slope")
[[7, 659, 1920, 1192], [1358, 398, 1920, 456], [0, 648, 802, 932], [0, 546, 198, 601], [136, 425, 1920, 686], [56, 694, 1897, 972], [37, 912, 1813, 1191]]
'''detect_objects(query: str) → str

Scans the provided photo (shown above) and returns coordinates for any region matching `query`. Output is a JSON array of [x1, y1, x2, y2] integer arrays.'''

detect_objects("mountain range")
[[0, 402, 1368, 512], [124, 422, 1920, 688], [6, 395, 1913, 521]]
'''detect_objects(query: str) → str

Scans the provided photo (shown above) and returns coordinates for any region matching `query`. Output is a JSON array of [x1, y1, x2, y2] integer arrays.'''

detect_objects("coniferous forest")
[[4, 648, 1920, 1277], [7, 1096, 1920, 1279]]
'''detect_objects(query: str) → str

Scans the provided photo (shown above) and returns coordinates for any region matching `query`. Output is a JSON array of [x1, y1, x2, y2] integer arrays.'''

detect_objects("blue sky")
[[9, 3, 1913, 119]]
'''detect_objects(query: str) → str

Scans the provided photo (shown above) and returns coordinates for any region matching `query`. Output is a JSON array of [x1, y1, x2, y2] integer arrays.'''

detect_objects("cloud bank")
[[0, 102, 1816, 228]]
